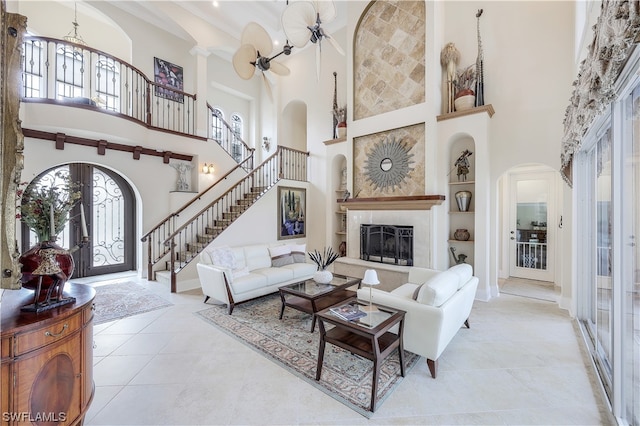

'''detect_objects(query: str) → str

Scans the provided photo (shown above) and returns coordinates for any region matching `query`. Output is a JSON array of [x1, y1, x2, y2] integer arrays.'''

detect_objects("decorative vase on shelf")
[[454, 89, 475, 111], [455, 190, 472, 212], [314, 269, 333, 284], [19, 239, 76, 312], [336, 121, 347, 139], [454, 228, 471, 241]]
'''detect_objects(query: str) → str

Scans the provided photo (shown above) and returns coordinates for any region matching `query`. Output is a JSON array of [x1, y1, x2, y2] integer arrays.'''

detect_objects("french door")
[[508, 170, 556, 282], [21, 163, 135, 277]]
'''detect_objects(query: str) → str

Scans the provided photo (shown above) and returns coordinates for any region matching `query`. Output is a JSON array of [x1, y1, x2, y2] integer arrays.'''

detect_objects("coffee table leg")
[[310, 315, 316, 332], [371, 358, 380, 412], [315, 320, 326, 381], [279, 292, 286, 320]]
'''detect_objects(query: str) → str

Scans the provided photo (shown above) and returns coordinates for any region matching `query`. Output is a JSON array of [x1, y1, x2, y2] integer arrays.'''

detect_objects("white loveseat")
[[356, 264, 478, 378], [196, 243, 316, 314]]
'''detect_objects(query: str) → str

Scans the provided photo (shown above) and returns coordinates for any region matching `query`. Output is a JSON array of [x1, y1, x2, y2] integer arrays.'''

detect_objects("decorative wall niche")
[[353, 123, 425, 198], [353, 1, 426, 120]]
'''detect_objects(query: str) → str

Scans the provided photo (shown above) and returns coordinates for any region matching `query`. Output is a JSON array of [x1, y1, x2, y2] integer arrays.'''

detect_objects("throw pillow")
[[289, 243, 306, 263], [269, 245, 294, 267], [412, 284, 424, 300], [208, 246, 236, 270]]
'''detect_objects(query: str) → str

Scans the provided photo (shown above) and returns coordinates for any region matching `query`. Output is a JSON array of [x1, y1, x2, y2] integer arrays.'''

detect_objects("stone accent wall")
[[353, 1, 425, 120], [353, 123, 425, 197]]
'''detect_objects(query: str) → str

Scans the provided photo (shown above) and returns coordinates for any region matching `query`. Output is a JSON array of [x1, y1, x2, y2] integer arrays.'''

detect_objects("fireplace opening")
[[360, 224, 413, 266]]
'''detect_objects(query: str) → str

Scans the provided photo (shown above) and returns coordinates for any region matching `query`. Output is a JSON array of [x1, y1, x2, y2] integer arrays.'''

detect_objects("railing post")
[[169, 239, 177, 293], [146, 236, 153, 280], [146, 83, 152, 127]]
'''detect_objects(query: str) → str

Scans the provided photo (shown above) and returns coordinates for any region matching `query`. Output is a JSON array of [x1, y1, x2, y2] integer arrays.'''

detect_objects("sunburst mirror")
[[364, 136, 414, 191]]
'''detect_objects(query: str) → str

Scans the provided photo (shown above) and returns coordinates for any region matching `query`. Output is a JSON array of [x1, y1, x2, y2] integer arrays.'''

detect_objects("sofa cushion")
[[289, 243, 306, 263], [448, 263, 473, 289], [280, 262, 316, 279], [244, 245, 271, 271], [391, 283, 420, 299], [269, 245, 294, 267], [231, 272, 268, 294], [253, 267, 294, 285], [414, 271, 458, 307]]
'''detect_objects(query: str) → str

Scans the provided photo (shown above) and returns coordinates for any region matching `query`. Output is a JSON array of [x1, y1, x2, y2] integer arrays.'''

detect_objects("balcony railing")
[[21, 36, 197, 137]]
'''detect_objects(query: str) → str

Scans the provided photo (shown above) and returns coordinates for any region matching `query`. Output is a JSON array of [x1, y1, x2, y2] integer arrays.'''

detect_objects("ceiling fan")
[[281, 0, 345, 80], [232, 22, 292, 101]]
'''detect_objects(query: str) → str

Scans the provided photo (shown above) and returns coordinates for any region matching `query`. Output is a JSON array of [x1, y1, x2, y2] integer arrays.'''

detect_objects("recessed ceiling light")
[[212, 1, 219, 7]]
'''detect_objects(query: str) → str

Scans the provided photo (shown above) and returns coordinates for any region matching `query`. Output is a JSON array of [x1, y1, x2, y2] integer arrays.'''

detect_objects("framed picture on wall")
[[153, 57, 184, 102], [278, 186, 306, 240]]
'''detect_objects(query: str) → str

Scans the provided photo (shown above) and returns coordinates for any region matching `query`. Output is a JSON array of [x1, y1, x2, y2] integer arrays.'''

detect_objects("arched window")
[[96, 58, 120, 112], [230, 113, 243, 162], [56, 46, 84, 99], [211, 108, 224, 144], [231, 113, 243, 139]]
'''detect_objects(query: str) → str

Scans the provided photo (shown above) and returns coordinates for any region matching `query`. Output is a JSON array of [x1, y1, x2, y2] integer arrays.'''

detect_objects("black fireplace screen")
[[360, 224, 413, 266]]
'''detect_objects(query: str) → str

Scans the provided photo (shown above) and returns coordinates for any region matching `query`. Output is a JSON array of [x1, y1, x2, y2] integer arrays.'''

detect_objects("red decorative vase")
[[19, 240, 75, 304]]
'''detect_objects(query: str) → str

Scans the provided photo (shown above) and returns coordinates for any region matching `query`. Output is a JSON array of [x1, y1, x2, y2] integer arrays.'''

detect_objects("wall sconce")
[[202, 163, 214, 174], [262, 137, 271, 152]]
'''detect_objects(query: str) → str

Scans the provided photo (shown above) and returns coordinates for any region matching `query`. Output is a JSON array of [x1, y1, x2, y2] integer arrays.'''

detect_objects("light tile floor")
[[79, 274, 615, 425]]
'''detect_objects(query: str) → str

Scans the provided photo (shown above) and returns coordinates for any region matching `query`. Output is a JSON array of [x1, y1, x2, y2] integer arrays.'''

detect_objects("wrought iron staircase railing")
[[144, 146, 309, 292]]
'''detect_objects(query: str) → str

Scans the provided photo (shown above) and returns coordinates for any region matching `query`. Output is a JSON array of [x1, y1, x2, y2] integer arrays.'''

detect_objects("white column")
[[189, 45, 211, 139]]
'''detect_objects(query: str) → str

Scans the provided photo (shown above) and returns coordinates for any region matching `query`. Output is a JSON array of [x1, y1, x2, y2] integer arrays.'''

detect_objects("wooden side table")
[[315, 297, 406, 412], [1, 283, 95, 425]]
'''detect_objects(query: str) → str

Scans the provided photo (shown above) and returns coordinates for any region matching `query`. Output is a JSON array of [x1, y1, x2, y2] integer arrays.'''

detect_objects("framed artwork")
[[154, 57, 184, 102], [278, 186, 306, 240]]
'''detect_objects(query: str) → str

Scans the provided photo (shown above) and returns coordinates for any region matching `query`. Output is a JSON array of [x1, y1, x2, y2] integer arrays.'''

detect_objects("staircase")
[[142, 146, 309, 292]]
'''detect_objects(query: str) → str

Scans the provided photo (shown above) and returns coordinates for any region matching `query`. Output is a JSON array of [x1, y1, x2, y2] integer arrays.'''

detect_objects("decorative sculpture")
[[450, 247, 467, 265], [440, 42, 460, 114], [474, 9, 485, 107], [452, 149, 473, 181], [170, 161, 193, 191]]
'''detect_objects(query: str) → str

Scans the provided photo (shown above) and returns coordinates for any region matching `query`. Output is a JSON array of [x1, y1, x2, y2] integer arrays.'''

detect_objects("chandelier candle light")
[[361, 269, 380, 313]]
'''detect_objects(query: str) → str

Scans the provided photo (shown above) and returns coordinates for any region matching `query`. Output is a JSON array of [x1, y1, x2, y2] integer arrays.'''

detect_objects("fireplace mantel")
[[337, 195, 445, 211]]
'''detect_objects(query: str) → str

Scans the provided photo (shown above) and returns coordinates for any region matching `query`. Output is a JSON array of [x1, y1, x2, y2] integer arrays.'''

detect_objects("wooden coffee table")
[[278, 274, 361, 332], [315, 297, 406, 412]]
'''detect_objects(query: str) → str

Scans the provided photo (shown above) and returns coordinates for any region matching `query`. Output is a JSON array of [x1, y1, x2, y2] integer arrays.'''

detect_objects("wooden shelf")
[[448, 239, 474, 243], [338, 195, 445, 211], [449, 180, 475, 185], [449, 211, 474, 214], [336, 231, 347, 235], [324, 136, 347, 145], [437, 104, 495, 122]]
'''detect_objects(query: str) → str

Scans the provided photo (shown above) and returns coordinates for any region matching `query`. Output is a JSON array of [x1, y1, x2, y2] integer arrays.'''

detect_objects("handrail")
[[141, 156, 254, 279], [22, 35, 197, 136], [159, 146, 309, 291]]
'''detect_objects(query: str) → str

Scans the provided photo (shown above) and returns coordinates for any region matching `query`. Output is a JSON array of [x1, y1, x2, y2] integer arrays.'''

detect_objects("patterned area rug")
[[93, 282, 173, 325], [196, 294, 419, 417]]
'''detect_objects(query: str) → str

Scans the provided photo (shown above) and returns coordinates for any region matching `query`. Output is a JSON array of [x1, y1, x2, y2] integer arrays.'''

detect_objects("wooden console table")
[[1, 283, 95, 425]]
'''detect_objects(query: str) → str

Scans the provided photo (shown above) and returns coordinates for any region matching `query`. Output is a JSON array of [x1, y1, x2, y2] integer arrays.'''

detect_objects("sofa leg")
[[465, 318, 470, 328], [426, 359, 437, 378], [204, 296, 210, 304], [227, 303, 235, 315]]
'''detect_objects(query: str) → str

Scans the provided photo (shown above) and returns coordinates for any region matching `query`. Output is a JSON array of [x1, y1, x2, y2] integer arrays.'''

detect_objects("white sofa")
[[196, 243, 316, 314], [356, 264, 478, 378]]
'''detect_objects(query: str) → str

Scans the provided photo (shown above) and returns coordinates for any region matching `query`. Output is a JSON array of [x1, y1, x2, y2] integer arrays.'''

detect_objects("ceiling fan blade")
[[232, 44, 258, 80], [282, 1, 317, 48], [314, 0, 337, 24], [262, 72, 273, 103], [269, 61, 291, 77], [241, 22, 273, 57], [323, 30, 344, 56]]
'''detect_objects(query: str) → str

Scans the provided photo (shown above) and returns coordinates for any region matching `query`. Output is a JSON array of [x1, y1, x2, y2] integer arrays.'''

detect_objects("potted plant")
[[454, 65, 476, 111], [308, 247, 340, 283]]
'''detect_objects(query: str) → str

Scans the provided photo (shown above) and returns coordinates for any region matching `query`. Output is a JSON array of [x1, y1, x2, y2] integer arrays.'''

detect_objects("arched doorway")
[[21, 163, 136, 278]]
